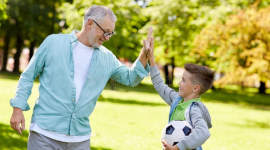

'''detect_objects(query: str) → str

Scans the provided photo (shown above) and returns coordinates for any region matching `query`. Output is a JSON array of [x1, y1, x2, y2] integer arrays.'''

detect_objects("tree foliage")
[[0, 0, 66, 72], [192, 0, 270, 93], [0, 0, 7, 21]]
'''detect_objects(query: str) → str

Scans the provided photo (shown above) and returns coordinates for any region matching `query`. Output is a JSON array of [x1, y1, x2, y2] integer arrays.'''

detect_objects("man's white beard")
[[88, 29, 100, 48]]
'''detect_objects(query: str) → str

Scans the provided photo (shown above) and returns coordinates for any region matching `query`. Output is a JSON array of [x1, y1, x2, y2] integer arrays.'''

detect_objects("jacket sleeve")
[[9, 35, 51, 111], [150, 65, 178, 105], [110, 55, 150, 87], [176, 105, 211, 150]]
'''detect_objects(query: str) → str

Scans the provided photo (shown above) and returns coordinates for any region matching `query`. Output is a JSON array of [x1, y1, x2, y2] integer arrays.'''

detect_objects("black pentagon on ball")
[[173, 142, 179, 146], [166, 125, 175, 135], [182, 126, 192, 136]]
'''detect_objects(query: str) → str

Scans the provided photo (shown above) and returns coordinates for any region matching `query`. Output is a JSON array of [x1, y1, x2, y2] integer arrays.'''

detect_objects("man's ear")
[[86, 19, 94, 29], [193, 84, 200, 93]]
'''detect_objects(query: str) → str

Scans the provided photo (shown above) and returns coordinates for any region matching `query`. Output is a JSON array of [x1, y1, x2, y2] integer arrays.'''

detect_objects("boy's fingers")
[[143, 40, 147, 53], [161, 140, 167, 147], [150, 36, 154, 50]]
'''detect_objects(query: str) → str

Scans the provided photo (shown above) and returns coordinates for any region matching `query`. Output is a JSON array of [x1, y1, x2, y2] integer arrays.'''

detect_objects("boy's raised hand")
[[161, 140, 179, 150], [147, 36, 154, 59], [148, 36, 156, 67]]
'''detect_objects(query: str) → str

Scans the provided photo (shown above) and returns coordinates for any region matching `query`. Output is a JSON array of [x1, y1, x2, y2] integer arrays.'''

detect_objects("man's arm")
[[109, 27, 153, 87], [10, 35, 50, 134]]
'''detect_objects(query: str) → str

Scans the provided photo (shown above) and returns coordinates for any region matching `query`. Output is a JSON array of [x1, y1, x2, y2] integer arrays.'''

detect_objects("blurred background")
[[0, 0, 270, 150]]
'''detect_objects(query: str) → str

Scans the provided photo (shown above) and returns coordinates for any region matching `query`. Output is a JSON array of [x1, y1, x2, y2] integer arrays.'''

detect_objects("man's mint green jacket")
[[10, 30, 150, 136]]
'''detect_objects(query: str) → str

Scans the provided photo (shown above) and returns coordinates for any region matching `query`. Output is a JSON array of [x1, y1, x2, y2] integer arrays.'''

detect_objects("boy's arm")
[[176, 106, 211, 150], [150, 66, 178, 105], [148, 42, 178, 105]]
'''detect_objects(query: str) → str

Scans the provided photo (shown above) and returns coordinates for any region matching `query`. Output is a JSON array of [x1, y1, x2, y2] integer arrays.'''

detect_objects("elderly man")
[[10, 5, 154, 150]]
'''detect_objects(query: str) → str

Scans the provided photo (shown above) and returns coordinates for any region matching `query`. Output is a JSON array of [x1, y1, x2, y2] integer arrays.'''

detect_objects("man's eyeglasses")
[[92, 20, 114, 37]]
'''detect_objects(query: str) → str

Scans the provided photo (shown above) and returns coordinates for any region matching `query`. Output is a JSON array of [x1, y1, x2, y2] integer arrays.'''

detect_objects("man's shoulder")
[[98, 46, 114, 55], [47, 33, 69, 39], [42, 33, 69, 44]]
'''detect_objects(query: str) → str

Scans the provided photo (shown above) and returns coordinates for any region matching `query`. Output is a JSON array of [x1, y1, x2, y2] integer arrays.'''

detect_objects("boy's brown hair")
[[184, 63, 215, 95]]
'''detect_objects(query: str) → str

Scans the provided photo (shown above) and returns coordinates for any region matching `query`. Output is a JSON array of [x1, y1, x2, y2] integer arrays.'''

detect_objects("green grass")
[[0, 72, 270, 150]]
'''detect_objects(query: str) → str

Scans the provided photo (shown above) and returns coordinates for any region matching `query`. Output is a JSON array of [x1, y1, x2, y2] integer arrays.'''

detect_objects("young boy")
[[148, 45, 214, 150]]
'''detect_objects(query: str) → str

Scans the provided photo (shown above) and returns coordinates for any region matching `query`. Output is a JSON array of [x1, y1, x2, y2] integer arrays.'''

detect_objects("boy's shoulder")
[[186, 101, 212, 129]]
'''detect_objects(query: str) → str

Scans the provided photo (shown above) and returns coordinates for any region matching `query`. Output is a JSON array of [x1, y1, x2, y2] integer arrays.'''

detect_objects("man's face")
[[88, 16, 115, 48], [178, 71, 195, 98]]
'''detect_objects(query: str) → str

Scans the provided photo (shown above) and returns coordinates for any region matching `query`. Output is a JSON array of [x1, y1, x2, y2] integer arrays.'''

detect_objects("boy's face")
[[178, 71, 196, 98]]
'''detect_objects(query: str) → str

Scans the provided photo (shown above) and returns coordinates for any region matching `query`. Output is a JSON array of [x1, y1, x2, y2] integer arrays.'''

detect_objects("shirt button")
[[71, 73, 73, 75], [73, 113, 75, 116], [72, 99, 74, 101], [73, 84, 75, 87]]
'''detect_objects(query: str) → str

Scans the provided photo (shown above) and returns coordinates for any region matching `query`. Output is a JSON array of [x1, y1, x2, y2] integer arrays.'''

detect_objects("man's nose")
[[104, 36, 110, 41]]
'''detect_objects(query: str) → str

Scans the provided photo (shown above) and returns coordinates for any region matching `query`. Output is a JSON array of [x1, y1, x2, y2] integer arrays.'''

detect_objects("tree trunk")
[[171, 57, 175, 87], [13, 34, 23, 73], [164, 64, 171, 86], [2, 33, 10, 71], [258, 81, 266, 94], [29, 40, 36, 61]]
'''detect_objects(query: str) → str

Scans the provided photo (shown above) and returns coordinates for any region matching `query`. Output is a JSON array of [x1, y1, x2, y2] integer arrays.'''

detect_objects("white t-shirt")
[[30, 41, 94, 142]]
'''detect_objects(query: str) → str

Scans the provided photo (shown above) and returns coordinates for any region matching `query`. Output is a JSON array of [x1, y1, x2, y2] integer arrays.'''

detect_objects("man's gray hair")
[[83, 5, 117, 26]]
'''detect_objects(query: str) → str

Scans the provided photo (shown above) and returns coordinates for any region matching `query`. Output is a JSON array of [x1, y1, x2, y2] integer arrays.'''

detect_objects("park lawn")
[[0, 74, 270, 150]]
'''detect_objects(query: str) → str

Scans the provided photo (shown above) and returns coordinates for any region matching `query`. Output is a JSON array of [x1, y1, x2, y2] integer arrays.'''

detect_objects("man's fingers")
[[14, 123, 22, 134], [143, 40, 147, 52], [147, 27, 153, 42], [22, 119, 25, 130]]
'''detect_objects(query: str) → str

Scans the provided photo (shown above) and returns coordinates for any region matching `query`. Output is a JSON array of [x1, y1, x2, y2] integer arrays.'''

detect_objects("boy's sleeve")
[[9, 35, 51, 111], [150, 65, 178, 105], [176, 106, 211, 150], [110, 55, 150, 87]]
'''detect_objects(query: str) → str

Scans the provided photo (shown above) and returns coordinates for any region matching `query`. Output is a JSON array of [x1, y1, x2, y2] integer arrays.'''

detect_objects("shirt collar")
[[69, 29, 100, 51], [180, 97, 201, 105]]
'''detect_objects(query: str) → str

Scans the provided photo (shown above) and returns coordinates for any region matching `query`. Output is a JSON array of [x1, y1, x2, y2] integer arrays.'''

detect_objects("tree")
[[25, 0, 65, 60], [142, 0, 269, 86], [192, 0, 270, 94], [142, 0, 242, 85], [0, 0, 7, 21], [0, 0, 67, 72]]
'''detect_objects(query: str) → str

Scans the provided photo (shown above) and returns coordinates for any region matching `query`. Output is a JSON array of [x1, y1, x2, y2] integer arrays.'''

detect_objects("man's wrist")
[[13, 107, 23, 111]]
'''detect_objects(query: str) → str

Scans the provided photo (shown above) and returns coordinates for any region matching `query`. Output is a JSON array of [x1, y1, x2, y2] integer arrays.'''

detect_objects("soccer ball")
[[161, 120, 193, 146]]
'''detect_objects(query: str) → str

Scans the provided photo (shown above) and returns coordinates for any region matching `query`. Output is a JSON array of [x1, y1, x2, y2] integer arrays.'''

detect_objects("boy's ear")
[[193, 84, 200, 93]]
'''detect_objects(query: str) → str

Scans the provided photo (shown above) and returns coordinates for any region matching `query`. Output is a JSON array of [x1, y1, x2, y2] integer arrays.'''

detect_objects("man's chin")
[[92, 44, 101, 48]]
